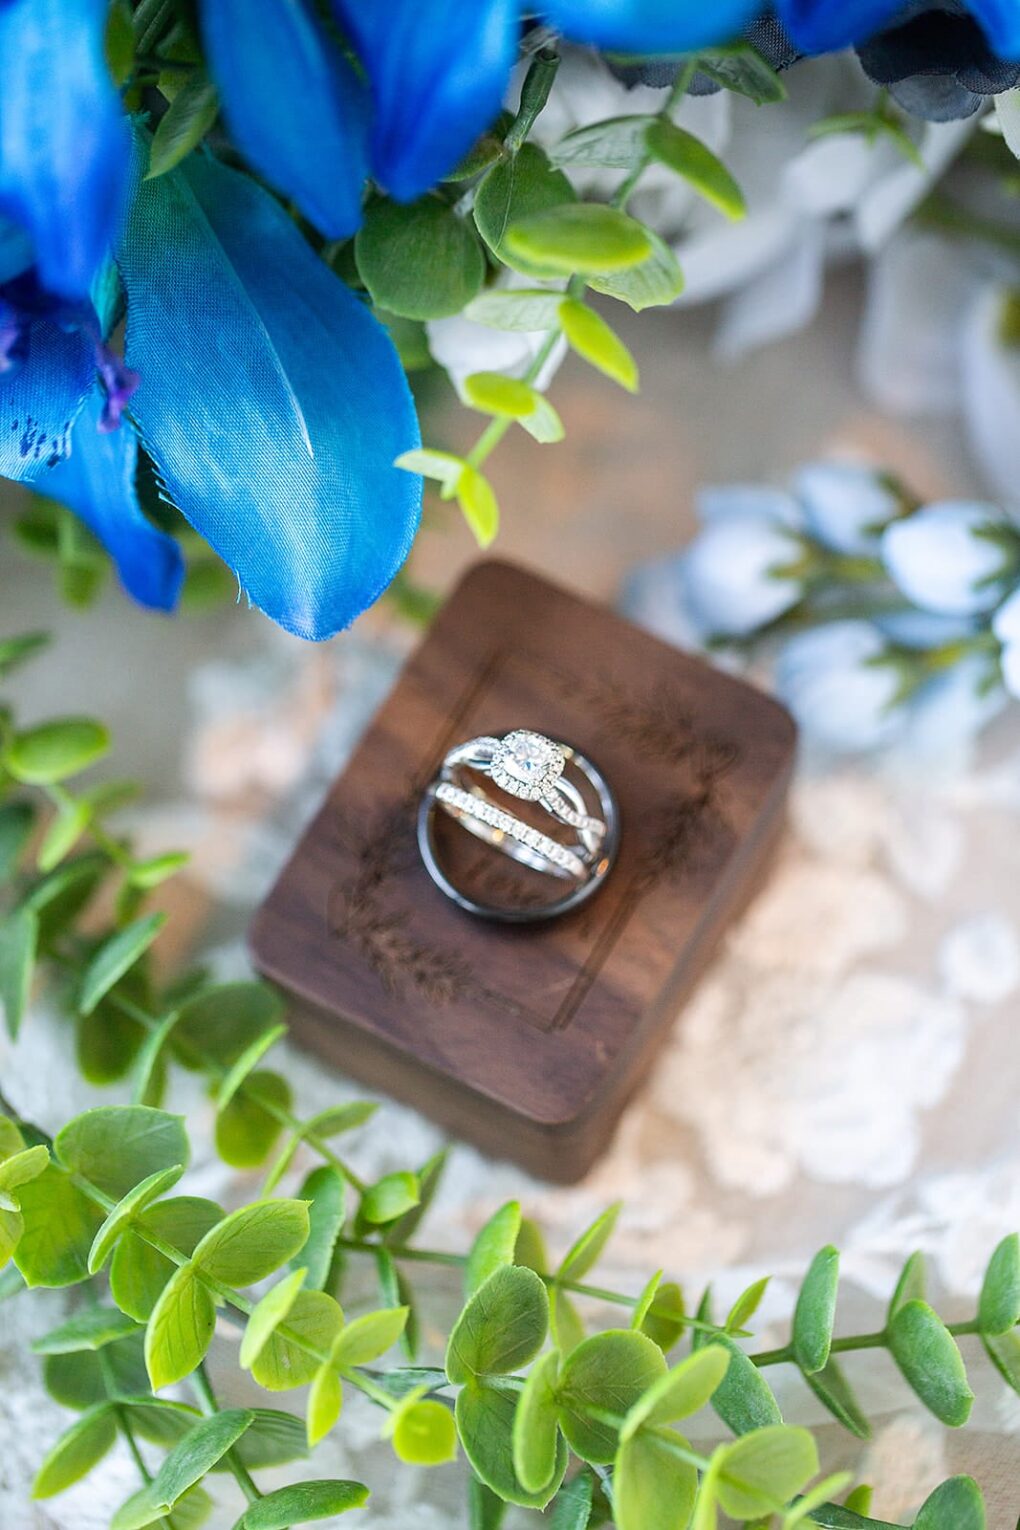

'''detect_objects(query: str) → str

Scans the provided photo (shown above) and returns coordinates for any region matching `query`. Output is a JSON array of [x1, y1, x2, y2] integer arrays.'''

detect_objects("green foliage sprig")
[[1, 629, 1018, 1530]]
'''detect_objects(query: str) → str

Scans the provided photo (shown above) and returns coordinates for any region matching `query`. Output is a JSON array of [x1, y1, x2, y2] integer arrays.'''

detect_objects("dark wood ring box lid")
[[249, 559, 796, 1183]]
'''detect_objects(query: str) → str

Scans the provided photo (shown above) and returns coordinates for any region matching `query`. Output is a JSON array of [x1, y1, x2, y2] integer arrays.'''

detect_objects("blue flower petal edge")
[[41, 388, 185, 612], [115, 132, 422, 641]]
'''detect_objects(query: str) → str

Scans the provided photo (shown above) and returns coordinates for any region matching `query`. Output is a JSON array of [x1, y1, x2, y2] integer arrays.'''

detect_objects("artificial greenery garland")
[[0, 628, 1017, 1530]]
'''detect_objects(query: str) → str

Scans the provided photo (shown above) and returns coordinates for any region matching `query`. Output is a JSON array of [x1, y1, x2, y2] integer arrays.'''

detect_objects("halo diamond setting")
[[489, 729, 566, 801]]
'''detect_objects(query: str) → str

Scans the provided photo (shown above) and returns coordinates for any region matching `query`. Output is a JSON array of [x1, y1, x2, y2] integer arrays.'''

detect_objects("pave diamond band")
[[418, 729, 621, 923], [434, 783, 587, 880]]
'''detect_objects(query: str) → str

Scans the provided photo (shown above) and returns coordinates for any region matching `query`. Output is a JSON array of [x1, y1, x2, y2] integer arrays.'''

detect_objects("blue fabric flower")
[[681, 486, 805, 636], [115, 132, 422, 641], [0, 0, 130, 299], [794, 461, 900, 557]]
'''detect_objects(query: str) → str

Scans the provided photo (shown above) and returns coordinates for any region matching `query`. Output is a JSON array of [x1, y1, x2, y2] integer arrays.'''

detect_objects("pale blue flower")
[[901, 653, 1007, 758], [794, 460, 899, 556], [992, 583, 1020, 698], [881, 501, 1015, 615], [877, 609, 978, 647], [682, 491, 804, 636], [776, 620, 903, 750]]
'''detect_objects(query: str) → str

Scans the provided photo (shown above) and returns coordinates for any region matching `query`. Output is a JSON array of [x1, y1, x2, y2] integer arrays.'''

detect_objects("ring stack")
[[417, 728, 620, 922]]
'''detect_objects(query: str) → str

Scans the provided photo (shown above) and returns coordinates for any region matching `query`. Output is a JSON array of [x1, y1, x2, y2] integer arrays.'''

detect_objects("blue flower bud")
[[993, 584, 1020, 699], [776, 620, 903, 751], [681, 488, 804, 637], [881, 501, 1015, 615], [794, 460, 899, 556]]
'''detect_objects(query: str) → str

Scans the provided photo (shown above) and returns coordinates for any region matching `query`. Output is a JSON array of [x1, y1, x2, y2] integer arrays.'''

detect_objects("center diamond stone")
[[490, 730, 565, 801]]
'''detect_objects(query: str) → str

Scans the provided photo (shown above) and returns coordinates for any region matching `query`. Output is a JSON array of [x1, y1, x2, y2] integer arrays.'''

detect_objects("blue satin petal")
[[332, 0, 519, 201], [115, 136, 422, 641], [541, 0, 762, 51], [41, 389, 184, 611], [0, 313, 92, 481], [0, 214, 34, 286], [969, 0, 1020, 58], [0, 0, 130, 298], [201, 0, 370, 239], [778, 0, 901, 54]]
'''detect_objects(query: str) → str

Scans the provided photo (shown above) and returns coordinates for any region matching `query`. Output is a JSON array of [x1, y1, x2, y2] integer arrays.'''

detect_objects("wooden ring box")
[[249, 560, 796, 1183]]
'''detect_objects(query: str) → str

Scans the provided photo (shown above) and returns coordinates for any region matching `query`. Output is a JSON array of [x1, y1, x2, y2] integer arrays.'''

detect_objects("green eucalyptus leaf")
[[0, 905, 37, 1039], [37, 794, 90, 872], [215, 1069, 291, 1169], [514, 1216, 549, 1274], [355, 195, 485, 319], [645, 119, 745, 218], [252, 1289, 343, 1391], [384, 1148, 447, 1246], [550, 1470, 595, 1530], [640, 1279, 686, 1352], [888, 1300, 973, 1426], [32, 1403, 117, 1498], [307, 1362, 343, 1447], [55, 1105, 187, 1200], [983, 1326, 1020, 1394], [394, 447, 467, 493], [622, 1344, 731, 1437], [512, 1347, 561, 1493], [294, 1165, 346, 1290], [0, 1142, 49, 1194], [240, 1267, 307, 1370], [912, 1475, 986, 1530], [0, 630, 49, 677], [465, 370, 541, 418], [78, 914, 166, 1015], [614, 1425, 698, 1530], [332, 1306, 408, 1368], [0, 799, 36, 877], [695, 1331, 782, 1436], [466, 1201, 521, 1296], [473, 143, 576, 273], [147, 70, 218, 178], [229, 1408, 309, 1470], [782, 1471, 855, 1527], [149, 1408, 254, 1512], [43, 1332, 149, 1409], [171, 980, 285, 1070], [977, 1233, 1020, 1335], [376, 1247, 419, 1361], [392, 1396, 457, 1465], [24, 852, 106, 939], [803, 1356, 871, 1439], [358, 1171, 420, 1228], [558, 1204, 621, 1284], [725, 1276, 770, 1334], [87, 1163, 185, 1273], [77, 998, 146, 1086], [456, 466, 500, 547], [888, 1251, 926, 1320], [715, 1424, 819, 1520], [463, 289, 564, 331], [793, 1246, 840, 1374], [15, 1165, 104, 1287], [559, 298, 638, 391], [242, 1479, 369, 1529], [550, 115, 654, 169], [550, 1286, 586, 1353], [694, 44, 788, 104], [110, 1196, 222, 1320], [457, 1376, 567, 1508], [128, 850, 190, 889], [5, 718, 109, 784], [558, 1329, 666, 1464], [191, 1198, 310, 1285], [446, 1264, 549, 1384], [144, 1262, 216, 1390], [587, 229, 683, 310], [113, 1481, 213, 1530], [216, 1024, 287, 1113], [631, 1269, 663, 1331], [298, 1102, 377, 1140], [32, 1305, 140, 1354], [505, 204, 652, 275], [124, 1397, 202, 1448]]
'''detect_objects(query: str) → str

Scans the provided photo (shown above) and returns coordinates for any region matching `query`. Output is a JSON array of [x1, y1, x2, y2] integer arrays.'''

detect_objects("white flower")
[[681, 489, 803, 636], [882, 502, 1014, 615], [794, 459, 900, 555], [776, 621, 903, 752], [425, 270, 567, 402]]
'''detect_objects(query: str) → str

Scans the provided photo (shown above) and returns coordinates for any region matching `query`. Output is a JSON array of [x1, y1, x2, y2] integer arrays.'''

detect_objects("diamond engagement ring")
[[417, 729, 620, 923]]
